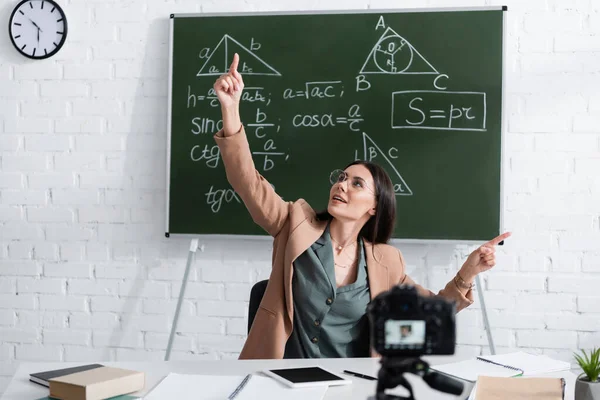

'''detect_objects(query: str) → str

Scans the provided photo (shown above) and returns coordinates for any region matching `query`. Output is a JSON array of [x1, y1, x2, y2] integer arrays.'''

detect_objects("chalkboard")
[[166, 7, 506, 241]]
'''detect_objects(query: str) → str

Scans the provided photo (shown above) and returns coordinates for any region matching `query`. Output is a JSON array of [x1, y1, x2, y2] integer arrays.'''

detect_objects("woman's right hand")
[[214, 53, 245, 110]]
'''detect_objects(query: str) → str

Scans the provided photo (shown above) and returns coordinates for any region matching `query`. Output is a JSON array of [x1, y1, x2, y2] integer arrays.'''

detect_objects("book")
[[143, 372, 328, 400], [48, 366, 145, 400], [30, 364, 104, 387], [430, 351, 570, 382], [469, 376, 566, 400]]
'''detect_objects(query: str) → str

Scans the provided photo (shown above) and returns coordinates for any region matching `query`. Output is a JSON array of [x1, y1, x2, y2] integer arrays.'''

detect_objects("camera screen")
[[384, 320, 426, 349]]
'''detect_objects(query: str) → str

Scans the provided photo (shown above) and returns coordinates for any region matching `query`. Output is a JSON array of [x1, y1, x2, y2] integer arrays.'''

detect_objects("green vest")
[[284, 222, 371, 358]]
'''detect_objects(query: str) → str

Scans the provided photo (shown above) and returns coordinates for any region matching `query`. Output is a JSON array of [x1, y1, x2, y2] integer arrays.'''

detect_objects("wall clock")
[[8, 0, 68, 60]]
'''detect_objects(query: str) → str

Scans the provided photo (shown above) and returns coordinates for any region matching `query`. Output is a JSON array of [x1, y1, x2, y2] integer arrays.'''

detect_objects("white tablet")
[[262, 366, 352, 388]]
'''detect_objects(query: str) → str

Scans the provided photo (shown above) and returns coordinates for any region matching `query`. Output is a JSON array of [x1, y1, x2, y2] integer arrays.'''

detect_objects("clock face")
[[8, 0, 68, 60]]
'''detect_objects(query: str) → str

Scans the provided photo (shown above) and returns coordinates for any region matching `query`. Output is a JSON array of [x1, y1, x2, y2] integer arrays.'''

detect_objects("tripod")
[[372, 356, 464, 400]]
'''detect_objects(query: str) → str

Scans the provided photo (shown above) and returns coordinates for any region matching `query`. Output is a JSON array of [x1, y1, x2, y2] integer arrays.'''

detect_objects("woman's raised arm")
[[213, 53, 289, 237]]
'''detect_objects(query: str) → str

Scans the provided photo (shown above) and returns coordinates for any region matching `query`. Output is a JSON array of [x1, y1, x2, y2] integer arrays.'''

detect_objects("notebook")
[[477, 351, 571, 376], [29, 364, 104, 387], [430, 351, 570, 382], [143, 373, 328, 400]]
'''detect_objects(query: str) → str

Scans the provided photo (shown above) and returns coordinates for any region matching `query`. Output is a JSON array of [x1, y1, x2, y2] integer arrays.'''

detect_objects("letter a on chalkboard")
[[360, 27, 438, 75], [197, 34, 282, 76]]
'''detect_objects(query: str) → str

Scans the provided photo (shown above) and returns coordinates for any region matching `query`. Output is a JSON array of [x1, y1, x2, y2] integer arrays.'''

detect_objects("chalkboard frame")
[[165, 6, 508, 245]]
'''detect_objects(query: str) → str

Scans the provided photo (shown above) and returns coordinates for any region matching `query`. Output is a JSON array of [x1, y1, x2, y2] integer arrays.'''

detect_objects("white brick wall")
[[1, 0, 599, 395]]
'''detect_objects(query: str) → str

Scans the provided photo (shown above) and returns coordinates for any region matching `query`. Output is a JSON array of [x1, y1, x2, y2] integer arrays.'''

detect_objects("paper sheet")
[[143, 373, 328, 400]]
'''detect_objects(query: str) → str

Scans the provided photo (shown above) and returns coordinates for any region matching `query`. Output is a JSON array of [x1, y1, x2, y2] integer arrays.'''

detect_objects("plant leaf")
[[574, 348, 600, 382]]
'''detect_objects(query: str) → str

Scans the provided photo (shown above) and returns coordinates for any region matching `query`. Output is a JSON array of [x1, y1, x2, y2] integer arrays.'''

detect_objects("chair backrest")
[[247, 279, 269, 334]]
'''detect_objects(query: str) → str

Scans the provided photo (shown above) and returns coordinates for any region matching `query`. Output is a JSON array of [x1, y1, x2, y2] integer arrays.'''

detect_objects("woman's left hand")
[[459, 232, 512, 282]]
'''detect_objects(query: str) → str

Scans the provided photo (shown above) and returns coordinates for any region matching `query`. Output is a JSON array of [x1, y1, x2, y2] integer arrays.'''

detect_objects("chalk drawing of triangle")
[[197, 34, 282, 77], [359, 27, 438, 75], [362, 132, 413, 196]]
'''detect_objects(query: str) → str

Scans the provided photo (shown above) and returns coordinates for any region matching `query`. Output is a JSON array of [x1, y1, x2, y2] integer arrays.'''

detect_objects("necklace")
[[334, 259, 355, 269], [333, 241, 358, 269], [331, 235, 356, 251]]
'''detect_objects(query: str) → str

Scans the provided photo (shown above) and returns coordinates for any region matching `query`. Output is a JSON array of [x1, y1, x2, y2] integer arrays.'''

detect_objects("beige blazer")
[[214, 126, 474, 360]]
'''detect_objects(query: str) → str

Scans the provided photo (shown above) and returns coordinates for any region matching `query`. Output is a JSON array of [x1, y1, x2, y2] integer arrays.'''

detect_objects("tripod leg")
[[165, 239, 199, 360], [397, 375, 415, 400], [376, 372, 416, 400], [476, 274, 496, 355]]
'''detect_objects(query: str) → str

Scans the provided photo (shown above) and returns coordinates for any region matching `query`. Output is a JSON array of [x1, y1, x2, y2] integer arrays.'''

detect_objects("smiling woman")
[[8, 0, 68, 60], [211, 53, 511, 360], [324, 165, 396, 246]]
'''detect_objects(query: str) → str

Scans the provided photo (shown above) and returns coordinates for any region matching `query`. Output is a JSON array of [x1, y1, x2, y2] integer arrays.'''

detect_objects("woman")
[[213, 53, 510, 360]]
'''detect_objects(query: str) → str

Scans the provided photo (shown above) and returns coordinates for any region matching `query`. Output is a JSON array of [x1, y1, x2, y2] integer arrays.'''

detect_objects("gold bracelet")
[[454, 272, 475, 290]]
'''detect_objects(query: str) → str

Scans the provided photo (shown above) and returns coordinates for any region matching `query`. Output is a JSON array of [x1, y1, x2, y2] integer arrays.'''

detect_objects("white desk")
[[1, 358, 577, 400]]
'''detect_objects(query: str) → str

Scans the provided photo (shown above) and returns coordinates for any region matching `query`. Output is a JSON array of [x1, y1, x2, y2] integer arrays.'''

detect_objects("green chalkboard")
[[166, 7, 506, 241]]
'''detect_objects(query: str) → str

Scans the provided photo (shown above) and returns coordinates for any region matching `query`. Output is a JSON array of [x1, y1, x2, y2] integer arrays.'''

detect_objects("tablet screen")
[[267, 367, 344, 383]]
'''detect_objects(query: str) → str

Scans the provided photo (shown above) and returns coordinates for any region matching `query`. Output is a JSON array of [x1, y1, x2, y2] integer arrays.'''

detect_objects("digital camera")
[[367, 285, 456, 357]]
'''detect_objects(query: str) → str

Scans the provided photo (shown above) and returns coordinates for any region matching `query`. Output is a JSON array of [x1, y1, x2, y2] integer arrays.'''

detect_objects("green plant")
[[574, 348, 600, 383]]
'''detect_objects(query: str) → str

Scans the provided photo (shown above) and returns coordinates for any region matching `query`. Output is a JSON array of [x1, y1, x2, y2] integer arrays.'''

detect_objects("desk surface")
[[1, 358, 577, 400]]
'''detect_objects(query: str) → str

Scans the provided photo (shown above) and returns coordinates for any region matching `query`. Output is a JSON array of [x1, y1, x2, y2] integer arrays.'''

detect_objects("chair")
[[247, 279, 269, 334]]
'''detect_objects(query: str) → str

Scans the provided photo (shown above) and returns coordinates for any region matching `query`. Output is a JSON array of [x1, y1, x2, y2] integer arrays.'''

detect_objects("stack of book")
[[30, 364, 145, 400]]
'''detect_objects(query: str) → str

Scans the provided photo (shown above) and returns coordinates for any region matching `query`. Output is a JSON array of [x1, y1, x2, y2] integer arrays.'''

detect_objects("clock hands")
[[27, 17, 43, 32], [25, 17, 43, 44]]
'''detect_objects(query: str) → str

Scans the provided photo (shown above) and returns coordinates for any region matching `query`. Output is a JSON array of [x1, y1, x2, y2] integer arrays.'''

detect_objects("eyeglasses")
[[329, 169, 376, 196]]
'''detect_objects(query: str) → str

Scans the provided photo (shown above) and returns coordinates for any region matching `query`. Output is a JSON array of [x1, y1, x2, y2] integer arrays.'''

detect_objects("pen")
[[343, 370, 377, 381], [228, 374, 252, 400]]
